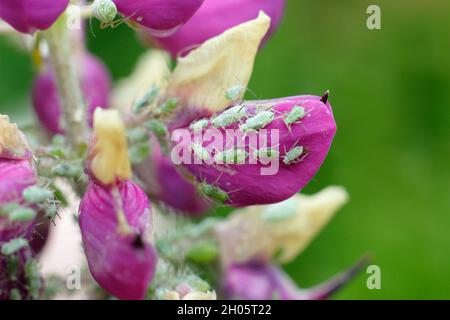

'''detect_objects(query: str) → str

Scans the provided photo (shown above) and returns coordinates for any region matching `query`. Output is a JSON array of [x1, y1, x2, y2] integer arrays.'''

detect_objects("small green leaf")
[[1, 238, 29, 255]]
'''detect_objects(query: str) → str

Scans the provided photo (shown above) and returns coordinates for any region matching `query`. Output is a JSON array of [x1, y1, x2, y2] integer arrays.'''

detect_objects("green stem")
[[42, 13, 87, 146]]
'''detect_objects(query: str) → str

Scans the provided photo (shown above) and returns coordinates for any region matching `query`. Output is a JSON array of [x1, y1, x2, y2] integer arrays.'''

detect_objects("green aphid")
[[156, 98, 178, 116], [284, 106, 305, 128], [211, 105, 247, 128], [133, 85, 159, 113], [197, 182, 229, 203], [145, 119, 168, 139], [240, 111, 275, 132], [9, 207, 36, 222], [283, 146, 305, 166], [214, 148, 248, 165], [225, 85, 244, 101], [254, 147, 280, 162], [190, 119, 210, 133], [191, 143, 211, 162], [23, 186, 52, 204], [1, 238, 29, 255]]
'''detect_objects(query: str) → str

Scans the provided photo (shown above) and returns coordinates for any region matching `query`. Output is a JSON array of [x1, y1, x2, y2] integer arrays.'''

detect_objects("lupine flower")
[[134, 138, 210, 215], [224, 260, 365, 300], [148, 0, 285, 57], [0, 0, 69, 34], [214, 187, 349, 265], [32, 53, 111, 135], [0, 115, 37, 242], [112, 0, 204, 37], [173, 95, 336, 207], [79, 109, 157, 300]]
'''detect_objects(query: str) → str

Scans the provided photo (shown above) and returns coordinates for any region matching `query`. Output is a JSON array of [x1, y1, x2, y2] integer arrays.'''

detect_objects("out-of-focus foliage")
[[1, 0, 449, 299]]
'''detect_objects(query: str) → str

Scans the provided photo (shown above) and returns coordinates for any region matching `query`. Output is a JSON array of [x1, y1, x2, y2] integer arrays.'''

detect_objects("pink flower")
[[148, 0, 285, 57], [0, 0, 69, 34], [112, 0, 204, 37], [32, 53, 111, 135], [172, 94, 336, 207]]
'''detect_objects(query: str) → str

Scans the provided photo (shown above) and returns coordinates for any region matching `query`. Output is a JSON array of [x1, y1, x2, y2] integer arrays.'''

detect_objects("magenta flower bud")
[[0, 160, 37, 242], [112, 0, 204, 36], [32, 53, 111, 135], [172, 94, 336, 207], [224, 259, 365, 300], [0, 0, 69, 34], [0, 115, 37, 242], [79, 180, 157, 300], [134, 138, 210, 216], [79, 109, 157, 300], [149, 0, 285, 57]]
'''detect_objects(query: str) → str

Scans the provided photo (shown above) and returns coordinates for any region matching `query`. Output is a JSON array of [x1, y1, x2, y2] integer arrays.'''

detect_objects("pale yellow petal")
[[90, 109, 131, 185], [0, 114, 30, 158], [215, 187, 349, 265], [166, 11, 271, 114], [111, 50, 171, 112]]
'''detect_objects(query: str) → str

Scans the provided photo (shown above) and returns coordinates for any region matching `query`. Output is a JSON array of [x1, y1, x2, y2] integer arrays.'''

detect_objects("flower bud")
[[0, 0, 69, 34], [112, 0, 204, 36], [32, 53, 111, 135], [224, 259, 365, 300], [149, 0, 285, 57], [173, 95, 337, 207], [0, 115, 37, 243], [79, 109, 157, 300]]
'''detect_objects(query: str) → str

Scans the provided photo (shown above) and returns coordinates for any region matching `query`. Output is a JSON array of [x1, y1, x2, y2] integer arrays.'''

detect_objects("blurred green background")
[[1, 0, 450, 299]]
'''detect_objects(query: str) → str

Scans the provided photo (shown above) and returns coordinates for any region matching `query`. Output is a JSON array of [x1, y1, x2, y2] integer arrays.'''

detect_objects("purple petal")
[[0, 0, 69, 34], [172, 95, 336, 207], [224, 264, 299, 300], [32, 53, 111, 135], [134, 138, 210, 216], [112, 0, 204, 36], [149, 0, 285, 57], [79, 180, 157, 300]]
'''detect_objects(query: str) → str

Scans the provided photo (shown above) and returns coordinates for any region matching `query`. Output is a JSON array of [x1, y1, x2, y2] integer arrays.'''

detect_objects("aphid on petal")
[[214, 148, 248, 165], [212, 105, 247, 128], [92, 0, 118, 24], [33, 53, 111, 135], [191, 143, 211, 162], [253, 147, 280, 163], [189, 119, 210, 133], [214, 187, 349, 265], [197, 182, 229, 204], [0, 0, 69, 34], [175, 94, 336, 207], [148, 0, 285, 58], [239, 110, 274, 132], [282, 145, 305, 166], [283, 105, 305, 129]]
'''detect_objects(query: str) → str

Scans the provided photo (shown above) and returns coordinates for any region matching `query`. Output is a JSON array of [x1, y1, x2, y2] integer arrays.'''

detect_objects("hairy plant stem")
[[42, 14, 87, 146]]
